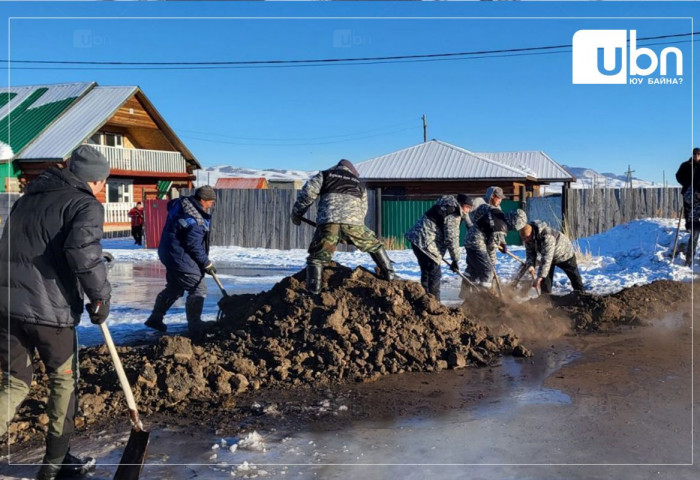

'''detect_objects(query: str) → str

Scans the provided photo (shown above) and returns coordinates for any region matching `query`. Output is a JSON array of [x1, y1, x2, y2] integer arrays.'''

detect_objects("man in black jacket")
[[0, 145, 112, 480], [676, 147, 700, 265]]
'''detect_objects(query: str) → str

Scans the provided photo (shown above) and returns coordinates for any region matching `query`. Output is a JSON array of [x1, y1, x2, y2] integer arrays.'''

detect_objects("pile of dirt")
[[3, 264, 525, 446], [549, 280, 692, 331]]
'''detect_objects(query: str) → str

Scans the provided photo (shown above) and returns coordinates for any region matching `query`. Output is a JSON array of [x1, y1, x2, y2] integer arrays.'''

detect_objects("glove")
[[499, 243, 507, 254], [450, 260, 459, 273], [291, 213, 302, 226], [102, 252, 114, 264], [86, 300, 109, 325], [204, 262, 217, 275]]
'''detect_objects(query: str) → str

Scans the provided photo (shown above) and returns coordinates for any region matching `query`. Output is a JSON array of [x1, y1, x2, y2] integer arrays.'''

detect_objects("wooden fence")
[[564, 187, 682, 239], [182, 188, 378, 249]]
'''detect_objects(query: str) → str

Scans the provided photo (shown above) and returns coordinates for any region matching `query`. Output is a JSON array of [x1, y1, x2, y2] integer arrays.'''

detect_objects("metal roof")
[[18, 86, 137, 160], [356, 140, 534, 181], [475, 151, 575, 182], [214, 177, 269, 189], [0, 82, 94, 156]]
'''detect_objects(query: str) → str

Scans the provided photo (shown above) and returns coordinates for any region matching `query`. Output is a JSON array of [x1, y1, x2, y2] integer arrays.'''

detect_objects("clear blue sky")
[[1, 1, 698, 185]]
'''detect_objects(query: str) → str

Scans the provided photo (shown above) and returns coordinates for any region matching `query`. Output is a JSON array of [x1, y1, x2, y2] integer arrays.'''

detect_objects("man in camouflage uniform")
[[512, 220, 585, 294], [292, 159, 395, 294], [464, 186, 509, 287], [405, 194, 473, 301]]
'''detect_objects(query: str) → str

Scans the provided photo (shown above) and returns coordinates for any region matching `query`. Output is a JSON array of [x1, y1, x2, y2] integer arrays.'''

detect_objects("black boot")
[[306, 264, 323, 294], [370, 247, 396, 281], [37, 452, 95, 480], [186, 295, 206, 338]]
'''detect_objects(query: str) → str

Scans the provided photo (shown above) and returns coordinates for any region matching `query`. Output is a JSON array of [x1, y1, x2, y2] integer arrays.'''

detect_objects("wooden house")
[[0, 82, 200, 232], [355, 139, 576, 246], [214, 177, 268, 189]]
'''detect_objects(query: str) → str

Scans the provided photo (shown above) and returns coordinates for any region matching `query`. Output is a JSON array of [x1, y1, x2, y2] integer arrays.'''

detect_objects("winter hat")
[[506, 209, 528, 231], [69, 145, 110, 182], [456, 194, 473, 207], [194, 185, 216, 201], [694, 147, 700, 155], [484, 186, 505, 202], [337, 159, 360, 177]]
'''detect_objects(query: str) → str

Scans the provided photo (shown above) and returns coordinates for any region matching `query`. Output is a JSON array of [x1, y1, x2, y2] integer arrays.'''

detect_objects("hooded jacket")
[[158, 196, 211, 275], [0, 168, 111, 327], [405, 195, 462, 265], [292, 162, 368, 226], [513, 220, 576, 282]]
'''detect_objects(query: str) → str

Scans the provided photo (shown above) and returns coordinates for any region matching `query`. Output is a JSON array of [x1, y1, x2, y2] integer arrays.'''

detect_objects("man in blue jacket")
[[145, 186, 217, 337]]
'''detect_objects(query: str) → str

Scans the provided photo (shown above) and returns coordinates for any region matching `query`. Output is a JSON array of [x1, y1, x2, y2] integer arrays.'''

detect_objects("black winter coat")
[[675, 158, 700, 194], [0, 168, 111, 327]]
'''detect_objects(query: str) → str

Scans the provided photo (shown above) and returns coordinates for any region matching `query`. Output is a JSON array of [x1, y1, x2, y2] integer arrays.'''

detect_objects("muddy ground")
[[0, 266, 693, 462]]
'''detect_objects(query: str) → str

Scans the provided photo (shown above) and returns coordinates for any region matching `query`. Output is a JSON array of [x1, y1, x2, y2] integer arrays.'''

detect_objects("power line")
[[177, 118, 418, 143], [1, 31, 696, 71], [181, 125, 418, 146]]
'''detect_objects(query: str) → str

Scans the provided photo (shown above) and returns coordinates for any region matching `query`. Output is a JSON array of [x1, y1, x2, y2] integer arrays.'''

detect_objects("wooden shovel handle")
[[99, 323, 144, 432]]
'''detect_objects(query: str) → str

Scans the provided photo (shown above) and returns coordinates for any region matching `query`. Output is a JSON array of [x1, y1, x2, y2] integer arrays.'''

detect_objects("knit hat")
[[69, 145, 110, 182], [337, 159, 360, 177], [506, 209, 528, 231], [456, 194, 473, 207], [194, 185, 216, 201]]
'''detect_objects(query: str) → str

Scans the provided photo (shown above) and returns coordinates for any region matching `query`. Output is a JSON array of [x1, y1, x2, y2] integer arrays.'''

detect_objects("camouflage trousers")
[[307, 223, 383, 266]]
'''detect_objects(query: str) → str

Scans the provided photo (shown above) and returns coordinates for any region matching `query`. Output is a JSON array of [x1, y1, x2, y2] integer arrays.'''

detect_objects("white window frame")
[[106, 179, 133, 204]]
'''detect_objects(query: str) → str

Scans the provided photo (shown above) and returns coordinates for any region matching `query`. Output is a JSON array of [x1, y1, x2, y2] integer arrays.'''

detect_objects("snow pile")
[[0, 140, 13, 161]]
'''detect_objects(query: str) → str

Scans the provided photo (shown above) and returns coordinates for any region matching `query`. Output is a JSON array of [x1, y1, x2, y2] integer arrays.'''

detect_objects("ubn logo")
[[572, 30, 683, 84]]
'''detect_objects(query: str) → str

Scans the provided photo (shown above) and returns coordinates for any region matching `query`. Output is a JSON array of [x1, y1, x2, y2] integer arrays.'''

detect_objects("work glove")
[[86, 300, 110, 325], [204, 262, 217, 275], [102, 251, 114, 264], [499, 243, 508, 254], [449, 260, 459, 273], [291, 213, 302, 226]]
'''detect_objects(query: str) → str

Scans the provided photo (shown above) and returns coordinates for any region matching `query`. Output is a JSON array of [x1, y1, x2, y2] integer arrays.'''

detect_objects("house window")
[[89, 131, 123, 148], [106, 180, 133, 204]]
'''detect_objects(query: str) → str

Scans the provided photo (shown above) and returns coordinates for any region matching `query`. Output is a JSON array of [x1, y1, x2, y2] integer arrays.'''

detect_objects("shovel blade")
[[114, 429, 150, 480]]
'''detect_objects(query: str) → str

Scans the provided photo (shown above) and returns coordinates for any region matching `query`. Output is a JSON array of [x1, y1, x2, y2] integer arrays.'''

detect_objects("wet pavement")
[[2, 262, 696, 479]]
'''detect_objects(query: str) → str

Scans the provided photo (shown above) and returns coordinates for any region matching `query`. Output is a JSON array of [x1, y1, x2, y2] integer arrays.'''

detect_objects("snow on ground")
[[93, 218, 694, 346]]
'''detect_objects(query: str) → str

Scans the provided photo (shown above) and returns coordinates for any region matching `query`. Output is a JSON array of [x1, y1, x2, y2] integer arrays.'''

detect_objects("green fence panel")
[[381, 198, 522, 249]]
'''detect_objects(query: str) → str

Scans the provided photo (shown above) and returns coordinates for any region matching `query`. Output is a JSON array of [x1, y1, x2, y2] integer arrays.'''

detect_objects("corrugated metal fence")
[[527, 188, 682, 239], [182, 188, 378, 249]]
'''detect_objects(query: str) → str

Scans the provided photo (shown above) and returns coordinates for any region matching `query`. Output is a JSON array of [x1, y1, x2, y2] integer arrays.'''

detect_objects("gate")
[[144, 199, 169, 249]]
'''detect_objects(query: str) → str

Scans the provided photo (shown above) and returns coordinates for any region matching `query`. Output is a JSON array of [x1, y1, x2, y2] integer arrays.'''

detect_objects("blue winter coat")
[[158, 196, 211, 275]]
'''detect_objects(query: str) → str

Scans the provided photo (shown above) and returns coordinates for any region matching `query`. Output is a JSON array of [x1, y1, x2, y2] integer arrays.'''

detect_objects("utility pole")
[[625, 164, 635, 188], [422, 114, 427, 143]]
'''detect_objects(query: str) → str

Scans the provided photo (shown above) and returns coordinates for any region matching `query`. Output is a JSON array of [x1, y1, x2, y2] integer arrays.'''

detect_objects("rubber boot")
[[306, 264, 323, 294], [186, 295, 206, 338], [370, 247, 396, 281], [145, 290, 178, 332]]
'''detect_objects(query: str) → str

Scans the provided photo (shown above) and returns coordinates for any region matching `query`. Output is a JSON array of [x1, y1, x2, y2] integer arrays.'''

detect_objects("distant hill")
[[196, 164, 661, 194]]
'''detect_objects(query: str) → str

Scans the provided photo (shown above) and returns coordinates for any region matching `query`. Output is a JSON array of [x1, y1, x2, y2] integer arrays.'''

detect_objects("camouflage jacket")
[[514, 220, 576, 281], [405, 195, 462, 265], [464, 203, 507, 267], [292, 164, 367, 226]]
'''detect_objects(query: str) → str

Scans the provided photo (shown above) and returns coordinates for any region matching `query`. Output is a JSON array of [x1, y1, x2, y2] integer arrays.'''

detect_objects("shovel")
[[210, 271, 235, 321], [499, 247, 540, 297], [98, 322, 149, 480]]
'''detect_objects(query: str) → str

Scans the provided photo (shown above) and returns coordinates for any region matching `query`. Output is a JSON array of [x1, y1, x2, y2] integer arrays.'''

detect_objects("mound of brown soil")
[[3, 264, 523, 446], [549, 280, 692, 331]]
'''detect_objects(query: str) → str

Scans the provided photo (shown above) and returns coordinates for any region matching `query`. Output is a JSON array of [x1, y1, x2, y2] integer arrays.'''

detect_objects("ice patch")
[[238, 431, 266, 452]]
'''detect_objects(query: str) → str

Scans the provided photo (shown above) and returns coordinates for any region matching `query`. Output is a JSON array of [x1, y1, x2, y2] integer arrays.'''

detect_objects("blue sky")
[[1, 2, 698, 184]]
